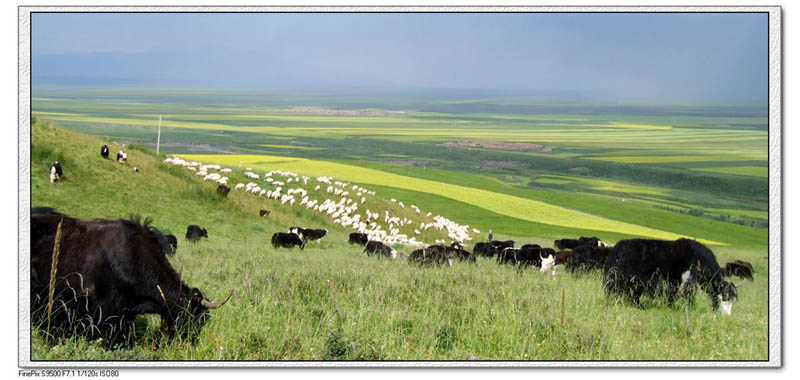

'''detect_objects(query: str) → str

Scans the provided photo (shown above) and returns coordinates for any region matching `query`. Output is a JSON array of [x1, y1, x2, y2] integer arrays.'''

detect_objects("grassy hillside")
[[30, 119, 768, 361]]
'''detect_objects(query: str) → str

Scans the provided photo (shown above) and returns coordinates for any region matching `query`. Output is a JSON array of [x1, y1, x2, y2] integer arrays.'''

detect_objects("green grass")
[[30, 120, 768, 361], [693, 166, 768, 178]]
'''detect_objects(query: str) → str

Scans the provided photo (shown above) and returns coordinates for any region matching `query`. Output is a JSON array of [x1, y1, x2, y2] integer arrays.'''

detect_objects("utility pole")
[[156, 114, 162, 154]]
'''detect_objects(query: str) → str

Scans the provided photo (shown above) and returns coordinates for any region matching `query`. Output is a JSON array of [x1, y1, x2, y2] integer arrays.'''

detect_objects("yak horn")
[[733, 281, 746, 288], [201, 290, 234, 309]]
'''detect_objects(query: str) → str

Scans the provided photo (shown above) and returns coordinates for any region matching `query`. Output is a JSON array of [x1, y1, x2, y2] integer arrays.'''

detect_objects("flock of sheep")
[[162, 156, 475, 249]]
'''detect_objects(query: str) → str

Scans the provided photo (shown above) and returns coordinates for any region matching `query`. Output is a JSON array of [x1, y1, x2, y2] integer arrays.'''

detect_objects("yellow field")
[[182, 153, 725, 245]]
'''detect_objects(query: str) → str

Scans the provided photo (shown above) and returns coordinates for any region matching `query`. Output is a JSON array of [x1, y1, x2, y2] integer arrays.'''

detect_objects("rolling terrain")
[[29, 116, 768, 361]]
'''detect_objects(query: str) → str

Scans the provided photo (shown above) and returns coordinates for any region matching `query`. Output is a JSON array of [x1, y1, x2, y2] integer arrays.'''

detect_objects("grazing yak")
[[165, 234, 178, 255], [185, 225, 208, 242], [566, 245, 612, 272], [117, 151, 127, 163], [473, 242, 498, 258], [348, 232, 369, 246], [554, 236, 609, 251], [30, 207, 231, 347], [271, 232, 305, 250], [604, 238, 742, 313], [490, 240, 515, 250], [289, 227, 328, 243], [447, 243, 475, 263], [553, 250, 574, 265], [49, 162, 63, 183], [408, 244, 453, 266], [364, 241, 396, 259], [101, 145, 110, 159], [498, 246, 554, 268], [259, 209, 271, 217], [216, 185, 231, 197]]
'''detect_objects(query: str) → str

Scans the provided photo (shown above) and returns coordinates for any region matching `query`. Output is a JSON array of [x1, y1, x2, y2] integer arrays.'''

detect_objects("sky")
[[30, 12, 768, 103]]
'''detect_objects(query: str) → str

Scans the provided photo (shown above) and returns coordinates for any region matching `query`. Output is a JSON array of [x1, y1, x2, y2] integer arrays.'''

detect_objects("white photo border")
[[17, 5, 782, 368]]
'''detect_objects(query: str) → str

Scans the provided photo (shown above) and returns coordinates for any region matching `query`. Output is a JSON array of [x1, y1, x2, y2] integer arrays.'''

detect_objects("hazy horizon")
[[31, 12, 768, 105]]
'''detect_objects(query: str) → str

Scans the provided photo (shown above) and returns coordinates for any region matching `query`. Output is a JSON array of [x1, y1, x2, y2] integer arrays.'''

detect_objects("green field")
[[30, 120, 768, 361], [29, 89, 770, 361]]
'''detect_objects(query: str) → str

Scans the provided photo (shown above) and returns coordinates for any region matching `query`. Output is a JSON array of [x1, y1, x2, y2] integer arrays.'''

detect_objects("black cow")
[[49, 162, 63, 183], [724, 260, 754, 280], [259, 209, 271, 217], [473, 242, 497, 258], [520, 244, 541, 250], [604, 238, 740, 311], [101, 145, 110, 159], [165, 234, 178, 255], [271, 232, 304, 250], [348, 232, 369, 246], [185, 225, 208, 242], [30, 208, 231, 347], [216, 185, 230, 197], [364, 241, 395, 259]]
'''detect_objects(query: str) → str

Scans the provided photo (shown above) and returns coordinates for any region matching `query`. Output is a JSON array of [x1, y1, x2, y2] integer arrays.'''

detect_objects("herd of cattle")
[[33, 145, 755, 348]]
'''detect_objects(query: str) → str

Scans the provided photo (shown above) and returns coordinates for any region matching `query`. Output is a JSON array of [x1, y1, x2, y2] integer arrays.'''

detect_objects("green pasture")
[[692, 166, 769, 178], [31, 88, 768, 241], [29, 119, 769, 361]]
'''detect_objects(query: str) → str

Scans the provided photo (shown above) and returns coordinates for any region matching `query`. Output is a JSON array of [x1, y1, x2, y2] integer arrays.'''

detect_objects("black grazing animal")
[[506, 246, 555, 268], [520, 244, 541, 250], [724, 260, 754, 280], [290, 227, 328, 243], [566, 245, 612, 272], [30, 208, 231, 347], [409, 244, 454, 266], [604, 238, 740, 311], [185, 225, 208, 242], [216, 185, 231, 197], [49, 162, 63, 183], [271, 232, 304, 250], [555, 236, 607, 250], [408, 249, 425, 263], [117, 151, 127, 163], [490, 240, 515, 250], [554, 250, 574, 266], [496, 247, 517, 265], [348, 232, 369, 246], [165, 234, 178, 255], [364, 241, 395, 259], [101, 145, 110, 159], [259, 209, 271, 217], [447, 244, 475, 263], [554, 238, 581, 250], [473, 242, 497, 258]]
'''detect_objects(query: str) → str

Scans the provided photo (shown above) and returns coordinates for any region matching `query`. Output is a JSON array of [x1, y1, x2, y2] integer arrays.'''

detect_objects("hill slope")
[[29, 120, 768, 361]]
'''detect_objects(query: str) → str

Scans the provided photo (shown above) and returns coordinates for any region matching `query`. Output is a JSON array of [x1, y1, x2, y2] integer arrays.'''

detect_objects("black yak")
[[604, 238, 742, 313], [30, 208, 231, 347]]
